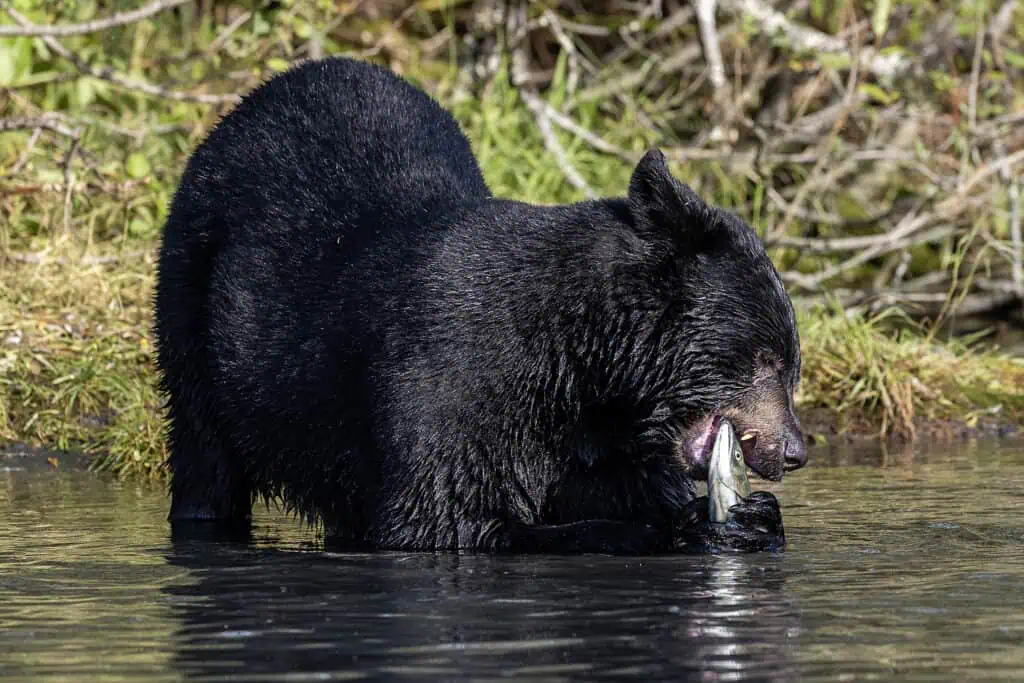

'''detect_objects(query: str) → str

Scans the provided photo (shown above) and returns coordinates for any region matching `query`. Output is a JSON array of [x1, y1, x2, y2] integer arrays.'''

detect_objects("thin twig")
[[766, 226, 917, 254], [967, 8, 986, 135], [891, 250, 913, 287], [510, 3, 595, 200], [530, 100, 639, 163], [943, 148, 1024, 209], [762, 188, 901, 233], [540, 11, 583, 94], [4, 108, 190, 143], [783, 222, 957, 291], [1, 3, 240, 105], [520, 88, 596, 199], [770, 144, 1021, 275], [6, 126, 41, 176], [0, 0, 190, 36], [838, 291, 1017, 319], [780, 149, 1024, 272], [574, 18, 739, 106], [0, 178, 147, 197], [60, 135, 81, 234], [0, 115, 82, 231], [207, 8, 253, 54], [960, 7, 987, 192], [989, 0, 1019, 44], [6, 250, 146, 266], [770, 11, 862, 240], [720, 0, 911, 79], [992, 139, 1024, 303], [694, 0, 728, 93], [0, 116, 79, 138], [602, 5, 692, 65], [355, 3, 420, 60], [1010, 178, 1023, 302]]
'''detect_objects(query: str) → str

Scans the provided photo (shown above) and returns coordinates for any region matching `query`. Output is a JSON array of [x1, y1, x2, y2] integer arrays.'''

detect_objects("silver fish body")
[[708, 419, 752, 523]]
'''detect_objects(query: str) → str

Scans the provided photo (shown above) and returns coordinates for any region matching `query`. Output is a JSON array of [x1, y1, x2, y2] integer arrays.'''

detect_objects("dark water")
[[3, 441, 1024, 682]]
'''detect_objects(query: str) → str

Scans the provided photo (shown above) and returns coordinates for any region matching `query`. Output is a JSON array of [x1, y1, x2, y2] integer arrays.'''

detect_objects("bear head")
[[614, 148, 806, 482]]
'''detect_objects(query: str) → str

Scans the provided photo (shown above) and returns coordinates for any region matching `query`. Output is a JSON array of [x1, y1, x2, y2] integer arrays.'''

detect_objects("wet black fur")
[[155, 56, 799, 553]]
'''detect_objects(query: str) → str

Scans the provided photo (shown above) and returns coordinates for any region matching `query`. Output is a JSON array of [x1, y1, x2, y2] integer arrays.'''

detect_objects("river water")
[[2, 439, 1024, 682]]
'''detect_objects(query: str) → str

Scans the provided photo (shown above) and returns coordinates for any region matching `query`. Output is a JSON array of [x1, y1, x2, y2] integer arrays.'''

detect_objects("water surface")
[[2, 440, 1024, 681]]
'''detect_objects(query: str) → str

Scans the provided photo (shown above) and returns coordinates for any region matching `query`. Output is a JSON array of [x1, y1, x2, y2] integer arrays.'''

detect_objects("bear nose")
[[783, 438, 807, 471]]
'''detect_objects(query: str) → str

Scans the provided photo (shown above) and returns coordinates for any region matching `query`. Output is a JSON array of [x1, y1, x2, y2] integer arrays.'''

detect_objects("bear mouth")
[[687, 414, 769, 481]]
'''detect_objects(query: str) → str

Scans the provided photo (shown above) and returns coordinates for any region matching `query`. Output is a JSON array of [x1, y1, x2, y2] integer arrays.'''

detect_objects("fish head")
[[709, 418, 750, 488]]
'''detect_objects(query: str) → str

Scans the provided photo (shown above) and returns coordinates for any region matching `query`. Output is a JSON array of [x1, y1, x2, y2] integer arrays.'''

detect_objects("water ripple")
[[2, 441, 1024, 680]]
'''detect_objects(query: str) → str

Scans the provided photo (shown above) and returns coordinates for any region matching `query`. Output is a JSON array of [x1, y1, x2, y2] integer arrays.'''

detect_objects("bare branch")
[[520, 88, 596, 199], [1009, 178, 1023, 302], [0, 116, 79, 138], [1, 3, 241, 105], [1, 118, 82, 228], [720, 0, 911, 79], [207, 8, 253, 54], [3, 117, 84, 232], [510, 4, 595, 200], [5, 126, 41, 176], [783, 223, 957, 292], [0, 0, 190, 37], [827, 290, 1018, 319], [6, 250, 147, 266], [527, 99, 639, 163], [966, 9, 986, 134], [540, 11, 583, 94], [60, 135, 81, 234], [990, 0, 1019, 44], [771, 13, 863, 240], [693, 0, 728, 92], [0, 178, 148, 197], [943, 148, 1024, 208]]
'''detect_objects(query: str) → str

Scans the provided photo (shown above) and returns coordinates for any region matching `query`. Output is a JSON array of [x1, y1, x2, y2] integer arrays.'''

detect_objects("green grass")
[[1, 0, 1023, 479], [797, 305, 1024, 439], [2, 246, 1021, 481], [0, 248, 167, 478]]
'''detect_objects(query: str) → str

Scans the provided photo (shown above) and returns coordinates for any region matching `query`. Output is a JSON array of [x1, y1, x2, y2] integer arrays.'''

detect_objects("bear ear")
[[627, 148, 710, 239]]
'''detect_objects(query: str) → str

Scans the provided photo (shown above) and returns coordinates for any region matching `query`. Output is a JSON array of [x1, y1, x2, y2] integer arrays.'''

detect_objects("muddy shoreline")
[[797, 407, 1020, 447], [3, 410, 1020, 478]]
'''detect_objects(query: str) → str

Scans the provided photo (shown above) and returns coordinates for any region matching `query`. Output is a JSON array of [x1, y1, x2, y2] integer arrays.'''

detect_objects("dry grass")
[[797, 305, 1024, 439], [0, 241, 166, 478], [2, 241, 1021, 480]]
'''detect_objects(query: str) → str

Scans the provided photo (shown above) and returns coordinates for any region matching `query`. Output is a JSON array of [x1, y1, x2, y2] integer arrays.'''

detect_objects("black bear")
[[155, 56, 806, 554]]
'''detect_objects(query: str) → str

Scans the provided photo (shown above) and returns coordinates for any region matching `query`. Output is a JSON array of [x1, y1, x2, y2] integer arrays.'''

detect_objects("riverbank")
[[2, 0, 1022, 479], [1, 239, 1021, 480]]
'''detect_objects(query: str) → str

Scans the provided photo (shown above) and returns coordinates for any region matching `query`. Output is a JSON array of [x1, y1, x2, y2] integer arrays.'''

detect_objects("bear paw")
[[674, 491, 785, 553]]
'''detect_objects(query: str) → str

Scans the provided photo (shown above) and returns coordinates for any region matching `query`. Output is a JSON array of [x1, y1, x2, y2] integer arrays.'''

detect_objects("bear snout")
[[728, 407, 806, 482]]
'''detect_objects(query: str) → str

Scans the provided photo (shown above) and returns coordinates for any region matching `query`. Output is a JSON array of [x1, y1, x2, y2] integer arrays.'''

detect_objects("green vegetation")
[[1, 0, 1022, 479]]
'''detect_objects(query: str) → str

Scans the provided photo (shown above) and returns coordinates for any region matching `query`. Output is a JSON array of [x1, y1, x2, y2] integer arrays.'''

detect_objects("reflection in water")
[[1, 439, 1024, 681], [164, 545, 798, 680]]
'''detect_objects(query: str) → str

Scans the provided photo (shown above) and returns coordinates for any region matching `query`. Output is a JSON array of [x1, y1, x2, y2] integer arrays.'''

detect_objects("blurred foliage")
[[0, 0, 1022, 477]]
